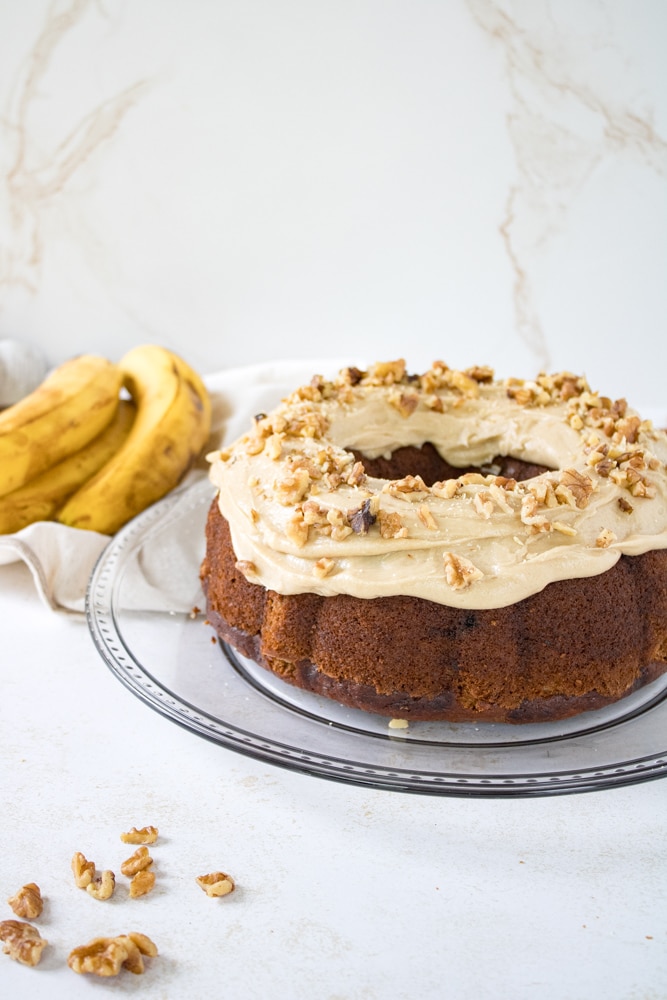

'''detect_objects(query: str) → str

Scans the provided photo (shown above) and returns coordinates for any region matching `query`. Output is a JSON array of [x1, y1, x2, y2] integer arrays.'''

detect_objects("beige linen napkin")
[[0, 357, 355, 613]]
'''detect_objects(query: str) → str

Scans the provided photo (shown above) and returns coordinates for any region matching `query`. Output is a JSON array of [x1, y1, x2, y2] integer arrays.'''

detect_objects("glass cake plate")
[[86, 478, 667, 797]]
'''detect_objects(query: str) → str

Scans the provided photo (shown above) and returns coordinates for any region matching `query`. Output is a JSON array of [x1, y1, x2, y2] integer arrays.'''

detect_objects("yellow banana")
[[0, 400, 136, 535], [57, 345, 212, 534], [0, 354, 122, 498]]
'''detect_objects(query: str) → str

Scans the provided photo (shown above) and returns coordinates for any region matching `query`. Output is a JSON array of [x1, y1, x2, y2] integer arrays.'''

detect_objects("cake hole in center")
[[350, 442, 551, 486]]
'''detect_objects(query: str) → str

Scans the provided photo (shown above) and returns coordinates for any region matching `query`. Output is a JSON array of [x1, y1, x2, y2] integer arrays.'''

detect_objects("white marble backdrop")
[[0, 0, 665, 413]]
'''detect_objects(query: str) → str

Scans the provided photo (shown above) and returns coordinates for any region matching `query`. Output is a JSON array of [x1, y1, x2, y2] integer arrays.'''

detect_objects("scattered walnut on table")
[[120, 846, 154, 877], [0, 920, 48, 967], [129, 869, 156, 899], [68, 932, 158, 977], [120, 825, 158, 845], [71, 851, 95, 889], [86, 870, 116, 901], [196, 872, 236, 898], [7, 882, 43, 920]]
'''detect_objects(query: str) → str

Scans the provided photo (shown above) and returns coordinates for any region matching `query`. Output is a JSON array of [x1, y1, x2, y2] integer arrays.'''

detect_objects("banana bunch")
[[0, 345, 212, 536]]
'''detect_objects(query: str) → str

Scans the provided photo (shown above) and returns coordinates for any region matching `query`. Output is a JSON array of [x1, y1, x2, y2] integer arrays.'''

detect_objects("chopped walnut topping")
[[129, 870, 156, 899], [330, 521, 353, 542], [596, 528, 617, 548], [506, 379, 551, 407], [629, 477, 656, 499], [595, 457, 615, 477], [617, 496, 634, 514], [285, 511, 310, 547], [552, 521, 577, 537], [383, 475, 429, 501], [349, 497, 379, 534], [535, 371, 588, 402], [558, 469, 595, 509], [120, 825, 159, 846], [301, 499, 330, 526], [274, 468, 312, 505], [528, 479, 558, 508], [419, 360, 450, 393], [465, 365, 494, 383], [444, 552, 483, 590], [520, 494, 551, 531], [264, 433, 284, 460], [68, 932, 158, 977], [0, 920, 47, 967], [388, 390, 419, 417], [431, 479, 460, 499], [235, 559, 259, 580], [71, 851, 95, 889], [196, 872, 236, 898], [493, 476, 518, 491], [341, 365, 365, 385], [244, 434, 266, 456], [346, 460, 367, 487], [488, 483, 515, 513], [121, 846, 154, 877], [86, 870, 116, 901], [616, 415, 641, 444], [314, 557, 336, 578], [7, 883, 43, 920], [473, 491, 494, 519], [378, 510, 408, 539], [425, 394, 444, 412], [417, 503, 438, 530], [365, 359, 406, 385]]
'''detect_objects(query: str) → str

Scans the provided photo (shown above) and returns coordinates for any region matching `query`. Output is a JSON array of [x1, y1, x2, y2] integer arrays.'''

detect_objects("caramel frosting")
[[207, 360, 667, 610]]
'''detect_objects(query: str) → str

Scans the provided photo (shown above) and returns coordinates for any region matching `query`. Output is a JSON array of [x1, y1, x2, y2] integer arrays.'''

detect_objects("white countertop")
[[2, 556, 667, 999]]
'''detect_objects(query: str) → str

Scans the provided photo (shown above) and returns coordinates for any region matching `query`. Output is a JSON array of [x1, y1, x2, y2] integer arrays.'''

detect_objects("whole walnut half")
[[7, 883, 43, 920], [68, 932, 157, 977], [0, 920, 48, 967]]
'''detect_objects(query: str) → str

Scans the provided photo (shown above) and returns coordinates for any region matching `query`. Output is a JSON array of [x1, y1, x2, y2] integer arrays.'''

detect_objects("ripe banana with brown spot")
[[57, 345, 212, 534], [0, 354, 122, 498], [0, 400, 136, 535]]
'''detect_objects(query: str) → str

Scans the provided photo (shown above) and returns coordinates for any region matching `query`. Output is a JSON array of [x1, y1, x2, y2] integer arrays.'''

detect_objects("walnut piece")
[[68, 932, 158, 977], [120, 826, 158, 844], [388, 389, 419, 417], [313, 557, 336, 578], [559, 468, 595, 508], [129, 869, 156, 899], [349, 497, 378, 535], [86, 870, 116, 901], [120, 846, 153, 877], [7, 883, 43, 920], [71, 851, 95, 889], [443, 552, 484, 590], [196, 872, 236, 898], [377, 510, 408, 539], [596, 528, 617, 548], [0, 920, 47, 967]]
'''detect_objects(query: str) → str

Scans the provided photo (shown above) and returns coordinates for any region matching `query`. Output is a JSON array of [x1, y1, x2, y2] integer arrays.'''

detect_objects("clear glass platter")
[[86, 478, 667, 798]]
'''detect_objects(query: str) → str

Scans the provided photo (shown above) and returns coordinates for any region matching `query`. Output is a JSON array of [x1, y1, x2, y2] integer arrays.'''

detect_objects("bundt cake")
[[200, 360, 667, 723]]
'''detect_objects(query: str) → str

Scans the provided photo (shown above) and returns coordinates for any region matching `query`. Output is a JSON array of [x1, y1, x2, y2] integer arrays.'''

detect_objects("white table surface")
[[2, 556, 666, 999]]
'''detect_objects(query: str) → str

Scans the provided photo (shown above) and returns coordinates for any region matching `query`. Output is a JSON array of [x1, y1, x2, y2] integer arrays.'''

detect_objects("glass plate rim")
[[85, 478, 667, 798]]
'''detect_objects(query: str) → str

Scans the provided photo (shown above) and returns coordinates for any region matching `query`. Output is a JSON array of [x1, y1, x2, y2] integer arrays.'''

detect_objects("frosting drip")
[[208, 361, 667, 610]]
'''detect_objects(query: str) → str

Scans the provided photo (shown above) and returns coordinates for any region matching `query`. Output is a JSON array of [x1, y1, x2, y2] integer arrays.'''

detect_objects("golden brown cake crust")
[[201, 500, 667, 723]]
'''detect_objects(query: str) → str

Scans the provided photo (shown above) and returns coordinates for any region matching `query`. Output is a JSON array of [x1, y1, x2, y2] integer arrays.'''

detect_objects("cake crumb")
[[388, 718, 408, 730]]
